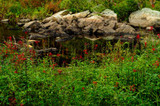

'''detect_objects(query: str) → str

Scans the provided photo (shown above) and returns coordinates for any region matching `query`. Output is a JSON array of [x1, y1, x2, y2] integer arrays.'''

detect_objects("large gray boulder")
[[129, 8, 160, 27], [101, 9, 117, 20]]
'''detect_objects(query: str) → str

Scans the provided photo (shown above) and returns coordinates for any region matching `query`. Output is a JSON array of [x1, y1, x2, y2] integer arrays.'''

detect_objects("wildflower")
[[133, 69, 137, 72], [14, 70, 18, 73], [114, 82, 119, 87], [136, 34, 140, 39], [8, 36, 12, 41], [25, 31, 28, 34], [90, 60, 95, 64], [121, 57, 124, 60], [152, 4, 155, 8], [48, 52, 52, 56], [145, 42, 147, 47], [58, 69, 62, 74], [82, 87, 85, 90], [131, 56, 134, 62], [18, 40, 23, 45], [93, 81, 97, 86], [57, 54, 61, 57], [152, 48, 155, 51], [43, 70, 46, 73], [83, 49, 88, 55], [20, 104, 24, 106], [157, 34, 160, 38], [94, 44, 98, 49], [79, 55, 83, 59], [34, 41, 40, 45], [120, 35, 123, 38]]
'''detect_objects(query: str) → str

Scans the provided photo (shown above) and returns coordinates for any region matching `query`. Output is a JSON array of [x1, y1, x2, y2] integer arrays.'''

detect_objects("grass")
[[0, 32, 160, 105]]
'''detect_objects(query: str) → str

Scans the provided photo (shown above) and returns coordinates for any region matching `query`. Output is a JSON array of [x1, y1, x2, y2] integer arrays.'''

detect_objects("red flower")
[[152, 48, 155, 51], [90, 60, 95, 64], [145, 42, 147, 47], [82, 87, 85, 90], [152, 4, 155, 8], [121, 57, 124, 60], [58, 69, 62, 74], [114, 82, 119, 87], [48, 52, 52, 56], [133, 69, 136, 72], [8, 36, 12, 41], [136, 34, 140, 39], [79, 55, 83, 59], [20, 104, 24, 106], [57, 54, 61, 57], [25, 31, 28, 34], [14, 70, 18, 73], [34, 41, 40, 45], [93, 81, 97, 86], [43, 70, 46, 73], [18, 40, 23, 45]]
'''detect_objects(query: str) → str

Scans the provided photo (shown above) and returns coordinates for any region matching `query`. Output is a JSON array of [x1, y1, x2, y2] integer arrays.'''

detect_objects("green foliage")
[[0, 33, 160, 105], [112, 0, 139, 21]]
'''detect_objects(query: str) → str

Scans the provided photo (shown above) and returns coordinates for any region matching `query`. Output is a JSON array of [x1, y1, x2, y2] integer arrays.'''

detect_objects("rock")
[[101, 9, 117, 20], [129, 8, 160, 27], [23, 21, 41, 29], [102, 35, 115, 40], [19, 19, 31, 23], [29, 33, 48, 40], [62, 10, 90, 24], [55, 36, 74, 42], [36, 48, 57, 54], [17, 23, 24, 27], [42, 10, 69, 23], [116, 23, 136, 35], [1, 19, 9, 23], [84, 35, 101, 41], [78, 15, 104, 28], [42, 21, 57, 29]]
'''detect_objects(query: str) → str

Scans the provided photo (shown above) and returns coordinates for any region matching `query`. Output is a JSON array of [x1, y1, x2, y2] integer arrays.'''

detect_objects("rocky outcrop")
[[129, 8, 160, 28], [23, 9, 140, 42]]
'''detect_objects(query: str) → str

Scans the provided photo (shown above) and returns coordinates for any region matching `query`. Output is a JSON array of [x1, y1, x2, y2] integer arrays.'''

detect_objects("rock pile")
[[23, 9, 137, 42]]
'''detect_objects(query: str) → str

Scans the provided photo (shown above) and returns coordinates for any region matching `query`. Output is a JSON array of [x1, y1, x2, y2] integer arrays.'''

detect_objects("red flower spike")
[[14, 70, 18, 73], [58, 69, 62, 74], [145, 42, 147, 47], [43, 70, 46, 73], [8, 36, 12, 41], [93, 81, 97, 86], [133, 69, 137, 72], [34, 41, 40, 44], [136, 34, 140, 39], [25, 31, 28, 34], [57, 54, 61, 57], [152, 48, 155, 51], [82, 87, 85, 90], [152, 4, 155, 8], [48, 52, 52, 56], [20, 104, 24, 106]]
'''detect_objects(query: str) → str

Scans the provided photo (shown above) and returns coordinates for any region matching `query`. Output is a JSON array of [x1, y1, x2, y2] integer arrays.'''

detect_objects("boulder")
[[116, 23, 135, 34], [42, 21, 57, 29], [101, 9, 117, 20], [42, 10, 69, 23], [129, 8, 160, 27]]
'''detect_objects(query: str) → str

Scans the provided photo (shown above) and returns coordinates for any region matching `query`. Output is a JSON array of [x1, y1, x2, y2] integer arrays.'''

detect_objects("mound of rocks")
[[23, 9, 138, 42]]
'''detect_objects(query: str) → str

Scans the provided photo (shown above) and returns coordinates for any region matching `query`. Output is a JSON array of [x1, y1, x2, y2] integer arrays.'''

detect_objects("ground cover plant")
[[0, 31, 160, 105]]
